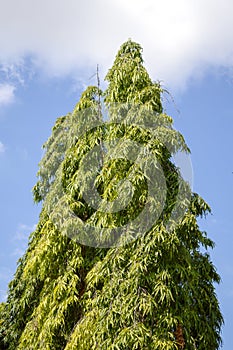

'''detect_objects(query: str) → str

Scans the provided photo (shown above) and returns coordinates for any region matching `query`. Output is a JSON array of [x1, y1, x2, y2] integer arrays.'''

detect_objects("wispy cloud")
[[11, 223, 36, 259], [13, 223, 36, 242], [0, 141, 6, 154], [0, 0, 233, 89], [0, 267, 13, 282], [16, 147, 29, 161], [0, 267, 13, 302], [0, 84, 15, 106], [0, 290, 7, 302], [0, 224, 36, 302], [10, 247, 26, 258]]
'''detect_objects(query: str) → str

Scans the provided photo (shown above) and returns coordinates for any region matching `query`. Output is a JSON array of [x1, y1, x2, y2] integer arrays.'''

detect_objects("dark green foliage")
[[0, 40, 223, 349]]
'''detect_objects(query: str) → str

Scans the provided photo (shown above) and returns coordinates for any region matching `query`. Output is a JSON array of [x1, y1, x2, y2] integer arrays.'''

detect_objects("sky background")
[[0, 0, 232, 348]]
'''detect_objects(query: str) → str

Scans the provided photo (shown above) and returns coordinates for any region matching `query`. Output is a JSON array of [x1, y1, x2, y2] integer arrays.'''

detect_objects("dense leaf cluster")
[[0, 40, 223, 349]]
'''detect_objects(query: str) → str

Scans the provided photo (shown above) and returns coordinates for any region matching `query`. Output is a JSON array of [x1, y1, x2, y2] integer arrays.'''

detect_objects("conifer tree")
[[0, 40, 223, 349]]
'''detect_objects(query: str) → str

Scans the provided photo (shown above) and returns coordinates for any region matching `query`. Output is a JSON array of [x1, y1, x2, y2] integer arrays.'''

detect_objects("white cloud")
[[0, 0, 233, 89], [13, 223, 36, 242], [0, 84, 15, 106], [0, 141, 6, 154], [0, 267, 13, 302], [10, 223, 36, 259]]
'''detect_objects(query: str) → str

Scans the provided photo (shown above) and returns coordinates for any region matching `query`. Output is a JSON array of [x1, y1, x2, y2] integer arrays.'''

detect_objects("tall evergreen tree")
[[0, 40, 223, 349]]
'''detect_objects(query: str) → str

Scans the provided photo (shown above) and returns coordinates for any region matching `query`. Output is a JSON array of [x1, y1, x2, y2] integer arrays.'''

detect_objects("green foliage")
[[0, 302, 7, 349], [0, 39, 223, 349]]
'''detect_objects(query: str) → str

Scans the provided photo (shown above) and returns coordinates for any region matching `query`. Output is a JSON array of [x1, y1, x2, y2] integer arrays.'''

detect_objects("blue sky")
[[0, 1, 233, 348]]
